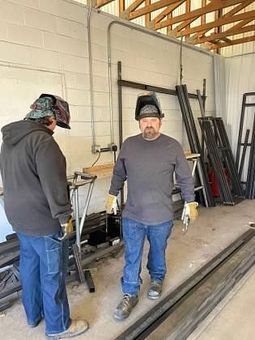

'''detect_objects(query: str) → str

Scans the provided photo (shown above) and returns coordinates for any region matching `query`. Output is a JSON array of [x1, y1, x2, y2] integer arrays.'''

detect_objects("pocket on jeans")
[[46, 231, 62, 244], [45, 234, 62, 274]]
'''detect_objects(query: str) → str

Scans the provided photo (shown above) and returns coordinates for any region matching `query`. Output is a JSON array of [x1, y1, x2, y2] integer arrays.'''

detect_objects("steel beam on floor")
[[116, 229, 255, 340]]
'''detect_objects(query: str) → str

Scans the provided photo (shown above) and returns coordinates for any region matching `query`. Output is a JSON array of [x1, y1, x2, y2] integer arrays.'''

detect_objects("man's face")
[[139, 116, 162, 140]]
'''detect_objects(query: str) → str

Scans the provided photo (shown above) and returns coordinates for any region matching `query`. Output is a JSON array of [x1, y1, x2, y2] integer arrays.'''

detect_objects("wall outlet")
[[91, 145, 101, 154], [108, 143, 118, 152]]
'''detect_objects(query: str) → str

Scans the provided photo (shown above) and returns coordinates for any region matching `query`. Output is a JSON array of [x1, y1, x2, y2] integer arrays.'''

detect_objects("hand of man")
[[59, 217, 73, 240], [181, 201, 198, 231], [105, 194, 118, 214], [185, 202, 199, 222]]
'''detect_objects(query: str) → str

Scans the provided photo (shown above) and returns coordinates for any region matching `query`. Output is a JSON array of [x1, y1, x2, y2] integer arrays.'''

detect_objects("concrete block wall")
[[0, 0, 215, 215]]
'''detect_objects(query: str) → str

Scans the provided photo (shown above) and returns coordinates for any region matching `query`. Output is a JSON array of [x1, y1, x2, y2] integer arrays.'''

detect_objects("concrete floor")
[[187, 267, 255, 340], [0, 199, 254, 339]]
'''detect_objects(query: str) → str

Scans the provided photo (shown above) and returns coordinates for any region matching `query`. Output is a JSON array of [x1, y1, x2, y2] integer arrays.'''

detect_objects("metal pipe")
[[79, 179, 96, 237], [117, 61, 123, 148], [87, 3, 97, 149]]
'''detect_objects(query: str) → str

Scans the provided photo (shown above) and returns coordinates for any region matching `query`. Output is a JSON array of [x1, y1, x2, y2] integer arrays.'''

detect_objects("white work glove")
[[181, 201, 199, 232], [105, 194, 118, 215], [58, 217, 74, 240]]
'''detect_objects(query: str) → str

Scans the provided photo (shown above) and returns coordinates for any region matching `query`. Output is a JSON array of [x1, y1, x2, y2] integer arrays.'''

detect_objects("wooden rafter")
[[201, 0, 206, 26], [226, 18, 255, 32], [191, 0, 255, 42], [148, 0, 185, 27], [145, 0, 151, 27], [95, 0, 115, 9], [123, 0, 182, 20], [119, 0, 125, 15], [175, 10, 255, 38], [211, 34, 255, 49], [194, 24, 255, 45], [97, 0, 255, 53], [172, 16, 197, 33], [214, 9, 221, 53], [120, 0, 145, 19], [155, 0, 245, 30], [184, 0, 191, 37]]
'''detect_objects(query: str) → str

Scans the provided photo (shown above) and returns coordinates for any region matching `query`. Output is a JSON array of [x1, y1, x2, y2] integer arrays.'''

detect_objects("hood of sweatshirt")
[[1, 120, 53, 145]]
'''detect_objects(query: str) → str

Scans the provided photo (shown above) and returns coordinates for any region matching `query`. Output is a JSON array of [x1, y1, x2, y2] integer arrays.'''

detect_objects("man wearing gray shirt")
[[106, 92, 198, 320]]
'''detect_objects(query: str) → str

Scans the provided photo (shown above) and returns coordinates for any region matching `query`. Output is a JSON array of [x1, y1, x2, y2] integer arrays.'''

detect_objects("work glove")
[[181, 201, 199, 232], [105, 194, 118, 215], [58, 217, 74, 240]]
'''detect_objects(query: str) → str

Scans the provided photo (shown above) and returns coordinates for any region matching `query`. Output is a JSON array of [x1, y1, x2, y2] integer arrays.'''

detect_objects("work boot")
[[113, 294, 138, 321], [47, 319, 89, 339], [147, 280, 163, 300]]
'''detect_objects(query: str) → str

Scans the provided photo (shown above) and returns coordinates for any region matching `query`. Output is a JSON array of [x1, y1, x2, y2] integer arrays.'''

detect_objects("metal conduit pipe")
[[107, 19, 213, 145], [87, 3, 97, 150]]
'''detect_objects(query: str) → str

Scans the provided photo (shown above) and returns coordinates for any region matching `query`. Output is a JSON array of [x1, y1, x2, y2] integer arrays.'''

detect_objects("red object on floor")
[[208, 170, 220, 197], [208, 168, 231, 198]]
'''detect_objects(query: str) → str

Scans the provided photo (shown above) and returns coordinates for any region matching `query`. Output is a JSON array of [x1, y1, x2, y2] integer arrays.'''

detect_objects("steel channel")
[[203, 117, 236, 202], [236, 92, 255, 169], [176, 86, 214, 206], [236, 93, 248, 167], [181, 86, 215, 206], [239, 129, 250, 178], [116, 229, 255, 340], [246, 116, 255, 198], [147, 235, 255, 340], [198, 119, 225, 202], [118, 80, 199, 99], [214, 118, 243, 196], [182, 85, 203, 157], [199, 118, 233, 204], [176, 85, 197, 152], [176, 86, 209, 206]]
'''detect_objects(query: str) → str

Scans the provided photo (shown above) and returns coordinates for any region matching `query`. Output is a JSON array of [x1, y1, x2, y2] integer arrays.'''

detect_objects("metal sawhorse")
[[68, 171, 97, 292]]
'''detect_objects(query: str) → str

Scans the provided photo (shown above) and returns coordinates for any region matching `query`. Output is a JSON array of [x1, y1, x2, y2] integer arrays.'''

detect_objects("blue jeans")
[[121, 218, 173, 296], [17, 232, 71, 335]]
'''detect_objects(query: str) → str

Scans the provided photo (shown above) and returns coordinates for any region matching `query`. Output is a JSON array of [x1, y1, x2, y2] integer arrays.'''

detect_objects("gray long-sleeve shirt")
[[109, 133, 195, 224]]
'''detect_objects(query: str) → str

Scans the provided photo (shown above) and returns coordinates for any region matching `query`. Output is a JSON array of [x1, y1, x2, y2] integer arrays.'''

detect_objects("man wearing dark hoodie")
[[0, 94, 88, 338]]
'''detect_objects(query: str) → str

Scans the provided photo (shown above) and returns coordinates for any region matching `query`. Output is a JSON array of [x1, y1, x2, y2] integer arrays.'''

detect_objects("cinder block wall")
[[0, 0, 215, 214]]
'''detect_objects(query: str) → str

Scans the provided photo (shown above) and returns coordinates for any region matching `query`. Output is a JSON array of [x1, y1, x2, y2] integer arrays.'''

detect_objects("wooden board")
[[83, 163, 114, 178]]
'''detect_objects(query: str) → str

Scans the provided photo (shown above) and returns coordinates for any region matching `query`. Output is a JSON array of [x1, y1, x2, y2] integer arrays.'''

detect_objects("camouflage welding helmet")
[[135, 92, 164, 121], [25, 96, 55, 119], [26, 94, 71, 129]]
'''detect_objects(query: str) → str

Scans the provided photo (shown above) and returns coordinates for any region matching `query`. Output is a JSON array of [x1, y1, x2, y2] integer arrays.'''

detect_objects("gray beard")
[[143, 128, 159, 140]]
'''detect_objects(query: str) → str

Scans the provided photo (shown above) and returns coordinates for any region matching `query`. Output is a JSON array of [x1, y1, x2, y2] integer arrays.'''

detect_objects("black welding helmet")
[[26, 93, 71, 129], [135, 92, 164, 121]]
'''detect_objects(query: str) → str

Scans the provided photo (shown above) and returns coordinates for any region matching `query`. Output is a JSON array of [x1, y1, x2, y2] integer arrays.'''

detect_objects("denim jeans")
[[17, 232, 71, 335], [121, 218, 173, 296]]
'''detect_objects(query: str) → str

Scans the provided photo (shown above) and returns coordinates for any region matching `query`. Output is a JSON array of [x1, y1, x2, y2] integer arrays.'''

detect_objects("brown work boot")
[[47, 319, 89, 339], [147, 280, 163, 300], [113, 294, 138, 321]]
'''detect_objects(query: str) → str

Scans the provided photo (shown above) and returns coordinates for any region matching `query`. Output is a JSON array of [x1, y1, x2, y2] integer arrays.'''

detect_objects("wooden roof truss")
[[94, 0, 255, 52]]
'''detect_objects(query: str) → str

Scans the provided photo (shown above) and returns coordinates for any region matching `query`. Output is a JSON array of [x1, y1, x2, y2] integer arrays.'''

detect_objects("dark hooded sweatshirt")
[[0, 120, 72, 236]]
